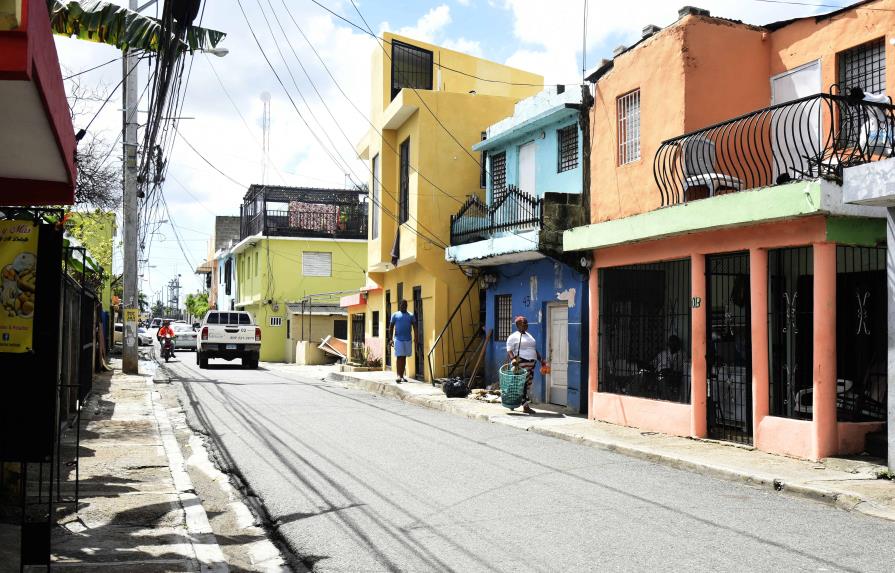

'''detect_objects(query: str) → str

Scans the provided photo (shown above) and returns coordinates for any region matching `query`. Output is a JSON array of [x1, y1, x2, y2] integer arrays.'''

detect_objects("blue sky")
[[54, 0, 837, 301]]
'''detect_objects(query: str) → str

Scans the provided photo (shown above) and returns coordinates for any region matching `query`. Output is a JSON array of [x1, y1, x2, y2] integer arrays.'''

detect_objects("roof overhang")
[[382, 89, 418, 130], [195, 260, 213, 274], [446, 229, 543, 266], [0, 0, 76, 203], [473, 104, 579, 152]]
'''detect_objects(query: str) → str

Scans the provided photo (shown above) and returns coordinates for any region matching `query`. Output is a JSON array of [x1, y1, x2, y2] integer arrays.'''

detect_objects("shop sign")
[[0, 221, 38, 353]]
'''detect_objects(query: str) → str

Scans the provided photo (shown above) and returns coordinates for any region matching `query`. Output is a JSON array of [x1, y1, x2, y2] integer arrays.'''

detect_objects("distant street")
[[163, 355, 895, 572]]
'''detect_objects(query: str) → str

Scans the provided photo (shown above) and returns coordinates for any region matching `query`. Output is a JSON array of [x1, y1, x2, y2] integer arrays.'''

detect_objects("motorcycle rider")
[[157, 319, 176, 358]]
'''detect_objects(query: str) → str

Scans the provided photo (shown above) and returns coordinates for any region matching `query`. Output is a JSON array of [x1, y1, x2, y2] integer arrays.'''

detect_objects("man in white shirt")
[[506, 316, 541, 414]]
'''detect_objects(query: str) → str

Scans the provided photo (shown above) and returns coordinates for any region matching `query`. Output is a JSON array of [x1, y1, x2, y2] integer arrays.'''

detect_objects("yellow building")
[[232, 185, 368, 362], [355, 34, 543, 381]]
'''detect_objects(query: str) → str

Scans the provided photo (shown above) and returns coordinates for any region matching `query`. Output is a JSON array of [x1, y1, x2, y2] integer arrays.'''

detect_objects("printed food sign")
[[0, 221, 38, 353]]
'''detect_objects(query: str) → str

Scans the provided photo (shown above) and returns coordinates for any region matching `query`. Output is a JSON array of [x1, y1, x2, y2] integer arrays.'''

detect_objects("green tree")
[[151, 301, 165, 318], [184, 292, 209, 321]]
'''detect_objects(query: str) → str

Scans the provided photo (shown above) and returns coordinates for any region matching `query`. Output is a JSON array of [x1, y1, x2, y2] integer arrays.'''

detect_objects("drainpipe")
[[888, 208, 895, 471]]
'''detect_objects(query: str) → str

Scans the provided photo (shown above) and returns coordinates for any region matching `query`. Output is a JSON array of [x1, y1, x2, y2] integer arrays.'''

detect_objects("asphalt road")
[[162, 355, 895, 573]]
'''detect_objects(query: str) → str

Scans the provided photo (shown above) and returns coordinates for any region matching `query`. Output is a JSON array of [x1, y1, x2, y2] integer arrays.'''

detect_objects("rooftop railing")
[[450, 185, 542, 246], [654, 91, 895, 206], [239, 186, 368, 240]]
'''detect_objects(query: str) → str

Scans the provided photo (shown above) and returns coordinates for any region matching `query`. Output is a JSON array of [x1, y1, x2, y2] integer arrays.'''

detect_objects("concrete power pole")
[[121, 0, 140, 374]]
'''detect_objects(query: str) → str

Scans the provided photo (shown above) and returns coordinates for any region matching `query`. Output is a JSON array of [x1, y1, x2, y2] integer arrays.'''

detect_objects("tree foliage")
[[185, 292, 209, 320]]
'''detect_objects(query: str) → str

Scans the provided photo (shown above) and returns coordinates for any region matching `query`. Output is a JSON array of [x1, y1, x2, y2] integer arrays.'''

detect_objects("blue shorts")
[[394, 339, 413, 357]]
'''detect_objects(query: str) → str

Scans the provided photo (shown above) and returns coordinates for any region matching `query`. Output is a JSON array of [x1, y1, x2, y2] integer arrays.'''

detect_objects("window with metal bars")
[[494, 294, 513, 341], [371, 154, 380, 239], [557, 124, 578, 172], [598, 259, 691, 404], [399, 138, 410, 223], [351, 313, 366, 362], [768, 247, 814, 420], [838, 38, 886, 96], [479, 131, 487, 188], [490, 151, 507, 203], [617, 89, 641, 165], [836, 245, 887, 422], [391, 40, 433, 100]]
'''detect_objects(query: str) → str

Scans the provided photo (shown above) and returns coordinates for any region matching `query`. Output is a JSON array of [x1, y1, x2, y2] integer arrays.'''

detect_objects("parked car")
[[197, 310, 260, 369], [114, 324, 153, 346], [113, 323, 122, 345], [171, 323, 198, 351], [149, 317, 162, 329]]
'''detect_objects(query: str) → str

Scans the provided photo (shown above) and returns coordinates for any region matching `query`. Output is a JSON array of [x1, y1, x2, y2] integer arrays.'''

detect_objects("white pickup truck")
[[197, 310, 261, 369]]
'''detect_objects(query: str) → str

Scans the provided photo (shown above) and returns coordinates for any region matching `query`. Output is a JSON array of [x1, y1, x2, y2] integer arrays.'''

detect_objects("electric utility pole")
[[121, 0, 140, 374]]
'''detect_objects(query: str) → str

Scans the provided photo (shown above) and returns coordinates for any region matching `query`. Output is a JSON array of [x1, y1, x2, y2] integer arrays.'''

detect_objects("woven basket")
[[499, 364, 528, 410]]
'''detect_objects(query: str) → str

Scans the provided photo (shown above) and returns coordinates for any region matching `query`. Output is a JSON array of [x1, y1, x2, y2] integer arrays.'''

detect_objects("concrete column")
[[588, 261, 598, 420], [750, 248, 769, 442], [813, 243, 838, 460], [887, 208, 895, 471], [691, 254, 707, 438]]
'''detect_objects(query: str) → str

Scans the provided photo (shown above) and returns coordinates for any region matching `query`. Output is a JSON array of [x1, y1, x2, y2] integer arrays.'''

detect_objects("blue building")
[[446, 87, 589, 414]]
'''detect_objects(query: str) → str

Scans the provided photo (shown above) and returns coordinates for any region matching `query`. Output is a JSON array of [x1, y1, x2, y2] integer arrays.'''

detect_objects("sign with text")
[[124, 308, 139, 347], [0, 221, 38, 353]]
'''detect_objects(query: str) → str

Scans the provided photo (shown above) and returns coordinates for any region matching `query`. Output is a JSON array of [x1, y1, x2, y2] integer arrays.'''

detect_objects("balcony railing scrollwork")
[[450, 185, 542, 246], [654, 91, 895, 206]]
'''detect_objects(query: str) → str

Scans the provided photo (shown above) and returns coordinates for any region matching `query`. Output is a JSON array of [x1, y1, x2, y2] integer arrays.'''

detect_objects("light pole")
[[121, 0, 140, 373]]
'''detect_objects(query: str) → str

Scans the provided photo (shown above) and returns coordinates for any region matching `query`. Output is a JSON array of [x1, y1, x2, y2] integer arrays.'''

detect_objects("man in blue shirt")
[[387, 299, 416, 383]]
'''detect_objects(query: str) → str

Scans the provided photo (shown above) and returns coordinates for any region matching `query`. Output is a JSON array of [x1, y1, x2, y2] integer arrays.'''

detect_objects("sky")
[[54, 0, 836, 305]]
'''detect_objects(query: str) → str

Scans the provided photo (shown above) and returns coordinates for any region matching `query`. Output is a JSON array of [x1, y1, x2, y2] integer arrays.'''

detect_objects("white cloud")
[[501, 0, 827, 84], [456, 0, 472, 5], [441, 37, 483, 57], [390, 4, 452, 42]]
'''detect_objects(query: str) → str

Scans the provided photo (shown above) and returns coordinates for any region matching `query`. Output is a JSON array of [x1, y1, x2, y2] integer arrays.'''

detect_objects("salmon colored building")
[[564, 2, 895, 461]]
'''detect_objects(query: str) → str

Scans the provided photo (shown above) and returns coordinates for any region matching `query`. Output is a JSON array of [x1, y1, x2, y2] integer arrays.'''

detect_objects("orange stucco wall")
[[590, 3, 895, 224], [588, 216, 873, 460]]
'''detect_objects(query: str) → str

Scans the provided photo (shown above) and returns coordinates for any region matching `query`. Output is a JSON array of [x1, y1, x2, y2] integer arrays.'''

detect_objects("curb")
[[147, 370, 229, 572], [324, 372, 895, 522]]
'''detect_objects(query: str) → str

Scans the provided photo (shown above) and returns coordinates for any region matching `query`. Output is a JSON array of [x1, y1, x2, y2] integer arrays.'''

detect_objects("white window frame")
[[269, 316, 283, 327], [617, 89, 641, 165], [302, 251, 332, 277]]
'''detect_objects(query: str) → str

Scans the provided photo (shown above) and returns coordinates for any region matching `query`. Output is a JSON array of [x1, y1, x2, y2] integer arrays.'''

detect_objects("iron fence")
[[768, 247, 814, 420], [598, 259, 691, 404], [654, 92, 895, 206], [836, 245, 887, 422], [240, 186, 368, 240], [450, 186, 542, 246]]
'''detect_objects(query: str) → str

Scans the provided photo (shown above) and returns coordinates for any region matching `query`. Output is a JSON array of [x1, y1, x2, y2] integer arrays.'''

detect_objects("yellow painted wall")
[[358, 34, 541, 380], [236, 237, 367, 362]]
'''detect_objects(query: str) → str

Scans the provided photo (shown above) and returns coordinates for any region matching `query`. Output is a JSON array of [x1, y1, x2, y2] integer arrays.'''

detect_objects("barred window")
[[494, 294, 513, 341], [490, 152, 507, 203], [391, 40, 433, 100], [557, 124, 578, 172], [399, 138, 410, 223], [269, 316, 283, 327], [838, 38, 886, 95], [617, 89, 641, 165]]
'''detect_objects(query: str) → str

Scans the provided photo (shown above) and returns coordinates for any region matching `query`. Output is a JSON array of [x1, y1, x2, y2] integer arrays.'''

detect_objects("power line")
[[750, 0, 893, 10], [176, 130, 247, 188], [63, 55, 126, 80]]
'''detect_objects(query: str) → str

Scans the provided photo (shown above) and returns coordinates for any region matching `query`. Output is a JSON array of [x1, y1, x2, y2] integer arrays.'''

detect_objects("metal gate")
[[412, 286, 424, 380], [351, 313, 365, 362], [706, 253, 753, 444], [385, 290, 392, 367]]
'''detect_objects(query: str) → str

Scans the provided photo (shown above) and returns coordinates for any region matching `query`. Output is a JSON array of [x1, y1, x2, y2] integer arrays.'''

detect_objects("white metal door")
[[770, 60, 821, 180], [518, 141, 536, 195], [547, 303, 568, 406]]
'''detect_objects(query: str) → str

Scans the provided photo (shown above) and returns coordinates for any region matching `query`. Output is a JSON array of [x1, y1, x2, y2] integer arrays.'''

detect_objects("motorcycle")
[[160, 335, 174, 362]]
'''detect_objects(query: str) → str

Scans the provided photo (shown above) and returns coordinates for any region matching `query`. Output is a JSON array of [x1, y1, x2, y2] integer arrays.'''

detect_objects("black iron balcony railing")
[[654, 91, 895, 206], [240, 186, 368, 240], [450, 185, 542, 246]]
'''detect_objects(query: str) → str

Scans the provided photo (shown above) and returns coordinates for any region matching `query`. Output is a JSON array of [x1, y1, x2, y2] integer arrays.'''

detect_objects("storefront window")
[[598, 259, 691, 403]]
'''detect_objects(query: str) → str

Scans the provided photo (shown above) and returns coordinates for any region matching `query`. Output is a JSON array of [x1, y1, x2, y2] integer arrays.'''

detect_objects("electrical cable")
[[176, 130, 247, 188]]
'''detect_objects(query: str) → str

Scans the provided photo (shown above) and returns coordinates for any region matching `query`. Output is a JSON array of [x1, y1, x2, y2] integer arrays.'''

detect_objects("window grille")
[[413, 286, 424, 379], [351, 313, 366, 362], [385, 290, 392, 366], [768, 247, 814, 420], [269, 316, 283, 327], [391, 40, 433, 100], [372, 311, 380, 337], [371, 154, 380, 239], [399, 138, 410, 224], [617, 89, 641, 165], [557, 124, 578, 172], [302, 251, 332, 277], [490, 152, 507, 203], [495, 294, 513, 341], [598, 259, 691, 404], [836, 245, 887, 422], [480, 131, 488, 188], [838, 38, 886, 96]]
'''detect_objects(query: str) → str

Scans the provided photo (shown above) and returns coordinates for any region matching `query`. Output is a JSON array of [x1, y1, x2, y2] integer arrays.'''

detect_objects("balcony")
[[240, 185, 368, 241], [654, 92, 895, 206], [450, 186, 542, 246]]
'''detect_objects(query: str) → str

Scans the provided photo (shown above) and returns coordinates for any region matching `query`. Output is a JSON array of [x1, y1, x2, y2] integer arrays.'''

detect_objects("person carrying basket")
[[506, 316, 541, 414]]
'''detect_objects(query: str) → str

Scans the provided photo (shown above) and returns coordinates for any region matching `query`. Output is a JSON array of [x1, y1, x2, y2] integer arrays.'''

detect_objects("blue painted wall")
[[482, 258, 588, 414], [486, 116, 582, 202]]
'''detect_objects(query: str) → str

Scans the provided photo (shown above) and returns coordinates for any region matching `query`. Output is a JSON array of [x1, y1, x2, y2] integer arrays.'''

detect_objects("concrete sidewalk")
[[51, 360, 227, 572], [269, 364, 895, 523]]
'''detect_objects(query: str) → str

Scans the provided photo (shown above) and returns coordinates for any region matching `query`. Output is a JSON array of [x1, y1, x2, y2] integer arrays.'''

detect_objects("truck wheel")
[[199, 353, 209, 369], [243, 356, 258, 369]]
